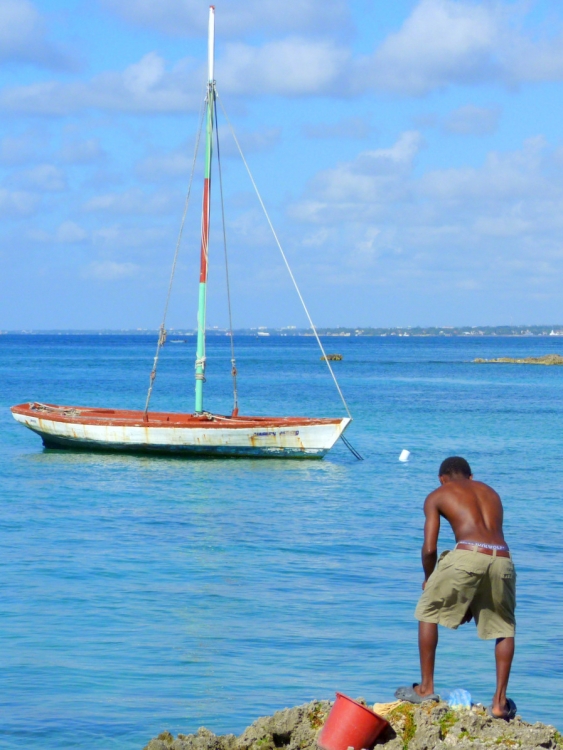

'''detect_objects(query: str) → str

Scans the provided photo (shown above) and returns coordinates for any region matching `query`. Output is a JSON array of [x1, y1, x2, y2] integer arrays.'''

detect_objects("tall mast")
[[195, 5, 215, 414]]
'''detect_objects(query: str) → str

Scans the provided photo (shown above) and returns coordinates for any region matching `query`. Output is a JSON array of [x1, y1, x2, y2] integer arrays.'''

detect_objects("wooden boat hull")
[[11, 403, 351, 459]]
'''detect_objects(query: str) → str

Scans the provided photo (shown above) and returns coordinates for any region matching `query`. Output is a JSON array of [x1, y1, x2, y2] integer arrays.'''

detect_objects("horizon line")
[[3, 324, 563, 335]]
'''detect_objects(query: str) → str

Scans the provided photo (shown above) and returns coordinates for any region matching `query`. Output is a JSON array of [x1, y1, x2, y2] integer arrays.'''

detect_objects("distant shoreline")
[[3, 325, 563, 338]]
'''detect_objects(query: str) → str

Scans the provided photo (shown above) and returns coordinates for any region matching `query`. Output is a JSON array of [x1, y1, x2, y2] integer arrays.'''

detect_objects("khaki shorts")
[[415, 548, 516, 640]]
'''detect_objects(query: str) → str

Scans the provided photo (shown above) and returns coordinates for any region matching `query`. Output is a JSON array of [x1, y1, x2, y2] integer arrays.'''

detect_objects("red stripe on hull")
[[11, 403, 345, 430]]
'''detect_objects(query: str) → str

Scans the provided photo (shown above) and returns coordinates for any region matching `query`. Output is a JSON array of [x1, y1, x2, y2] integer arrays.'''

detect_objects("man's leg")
[[491, 637, 515, 718], [414, 621, 438, 697]]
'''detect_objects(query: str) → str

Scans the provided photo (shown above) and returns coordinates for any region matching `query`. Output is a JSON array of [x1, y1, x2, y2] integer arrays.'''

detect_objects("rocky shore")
[[474, 354, 563, 365], [143, 698, 561, 750]]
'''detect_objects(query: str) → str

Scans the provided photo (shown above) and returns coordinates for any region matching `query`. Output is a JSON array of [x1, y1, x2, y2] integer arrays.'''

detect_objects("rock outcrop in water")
[[474, 354, 563, 365], [143, 698, 562, 750]]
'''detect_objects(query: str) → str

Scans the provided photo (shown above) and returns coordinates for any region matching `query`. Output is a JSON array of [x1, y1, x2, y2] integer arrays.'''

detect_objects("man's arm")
[[421, 492, 440, 585]]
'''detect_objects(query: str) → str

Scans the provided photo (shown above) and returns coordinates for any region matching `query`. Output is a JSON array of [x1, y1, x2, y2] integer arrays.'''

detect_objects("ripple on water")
[[1, 335, 562, 749]]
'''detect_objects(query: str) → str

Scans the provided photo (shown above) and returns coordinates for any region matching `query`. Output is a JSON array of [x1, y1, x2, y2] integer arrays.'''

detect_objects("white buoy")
[[399, 449, 410, 462]]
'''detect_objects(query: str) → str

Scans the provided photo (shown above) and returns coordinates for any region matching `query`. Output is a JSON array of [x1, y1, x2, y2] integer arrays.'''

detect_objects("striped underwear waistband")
[[458, 540, 509, 551]]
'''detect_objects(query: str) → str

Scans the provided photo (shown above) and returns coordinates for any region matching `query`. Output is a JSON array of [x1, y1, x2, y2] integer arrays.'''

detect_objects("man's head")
[[438, 456, 472, 482]]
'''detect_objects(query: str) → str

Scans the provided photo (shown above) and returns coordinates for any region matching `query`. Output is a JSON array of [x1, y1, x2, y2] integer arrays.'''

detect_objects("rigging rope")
[[213, 92, 239, 416], [216, 90, 352, 421], [144, 94, 207, 416]]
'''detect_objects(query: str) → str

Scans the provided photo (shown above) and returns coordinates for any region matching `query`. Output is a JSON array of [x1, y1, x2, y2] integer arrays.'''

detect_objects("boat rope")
[[214, 93, 239, 416], [340, 433, 364, 461], [144, 93, 207, 415], [217, 90, 352, 420], [195, 356, 206, 381]]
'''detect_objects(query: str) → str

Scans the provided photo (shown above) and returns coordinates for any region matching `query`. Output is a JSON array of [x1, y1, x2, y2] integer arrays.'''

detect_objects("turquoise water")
[[1, 335, 562, 749]]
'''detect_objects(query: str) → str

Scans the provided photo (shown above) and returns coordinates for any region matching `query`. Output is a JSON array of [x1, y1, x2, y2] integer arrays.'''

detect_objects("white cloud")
[[3, 0, 563, 117], [83, 261, 140, 280], [0, 53, 202, 115], [82, 187, 179, 214], [136, 149, 194, 182], [0, 0, 73, 69], [303, 116, 373, 140], [223, 208, 276, 250], [218, 126, 281, 157], [0, 188, 38, 215], [365, 0, 499, 95], [58, 138, 105, 164], [101, 0, 350, 38], [0, 40, 351, 114], [291, 131, 423, 222], [0, 131, 47, 164], [472, 215, 531, 237], [443, 104, 501, 135], [91, 225, 170, 249], [26, 220, 89, 243], [6, 1, 563, 114], [287, 132, 563, 293], [420, 136, 548, 203], [363, 0, 563, 96], [301, 227, 333, 247], [499, 21, 563, 85], [218, 38, 350, 97], [56, 220, 88, 243], [9, 164, 67, 191], [136, 127, 280, 182]]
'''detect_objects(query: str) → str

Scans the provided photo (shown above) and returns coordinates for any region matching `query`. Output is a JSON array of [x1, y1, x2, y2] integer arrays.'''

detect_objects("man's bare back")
[[426, 478, 506, 547], [421, 473, 507, 582]]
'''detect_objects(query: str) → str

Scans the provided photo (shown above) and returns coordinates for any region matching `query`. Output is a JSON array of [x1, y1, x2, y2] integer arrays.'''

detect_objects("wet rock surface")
[[143, 699, 562, 750], [474, 354, 563, 365]]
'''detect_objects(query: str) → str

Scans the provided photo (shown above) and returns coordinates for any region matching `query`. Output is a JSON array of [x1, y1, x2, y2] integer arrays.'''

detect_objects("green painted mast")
[[195, 5, 215, 414]]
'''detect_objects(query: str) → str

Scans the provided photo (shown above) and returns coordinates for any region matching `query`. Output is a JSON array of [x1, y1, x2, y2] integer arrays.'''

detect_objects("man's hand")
[[421, 492, 440, 581]]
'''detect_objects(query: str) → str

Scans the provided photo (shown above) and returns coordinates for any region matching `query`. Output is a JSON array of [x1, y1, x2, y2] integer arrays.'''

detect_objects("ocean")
[[1, 334, 562, 749]]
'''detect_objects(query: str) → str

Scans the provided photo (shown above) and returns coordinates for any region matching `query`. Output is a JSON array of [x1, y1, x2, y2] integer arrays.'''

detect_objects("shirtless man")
[[395, 456, 517, 719]]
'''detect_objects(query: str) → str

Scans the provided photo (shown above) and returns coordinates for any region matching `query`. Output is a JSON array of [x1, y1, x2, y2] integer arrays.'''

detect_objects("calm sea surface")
[[1, 334, 562, 749]]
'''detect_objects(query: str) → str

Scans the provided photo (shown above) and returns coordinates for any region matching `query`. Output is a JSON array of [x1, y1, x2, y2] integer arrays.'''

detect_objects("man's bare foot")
[[413, 683, 435, 698], [489, 698, 517, 720], [491, 702, 508, 718]]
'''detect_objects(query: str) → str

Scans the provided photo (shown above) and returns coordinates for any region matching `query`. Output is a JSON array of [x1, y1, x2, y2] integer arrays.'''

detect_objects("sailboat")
[[11, 7, 352, 459]]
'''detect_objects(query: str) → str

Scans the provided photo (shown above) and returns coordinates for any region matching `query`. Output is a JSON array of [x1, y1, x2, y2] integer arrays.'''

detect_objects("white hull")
[[12, 407, 351, 459]]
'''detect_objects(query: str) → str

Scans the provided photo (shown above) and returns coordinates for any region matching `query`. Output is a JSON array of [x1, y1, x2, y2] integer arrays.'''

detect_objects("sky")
[[2, 0, 563, 329]]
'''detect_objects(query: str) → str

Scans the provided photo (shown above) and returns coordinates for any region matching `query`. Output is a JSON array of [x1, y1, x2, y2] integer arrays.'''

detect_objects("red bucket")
[[317, 693, 389, 750]]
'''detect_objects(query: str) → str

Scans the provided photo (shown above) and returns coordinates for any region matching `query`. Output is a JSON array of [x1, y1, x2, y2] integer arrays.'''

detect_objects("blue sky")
[[2, 0, 563, 329]]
